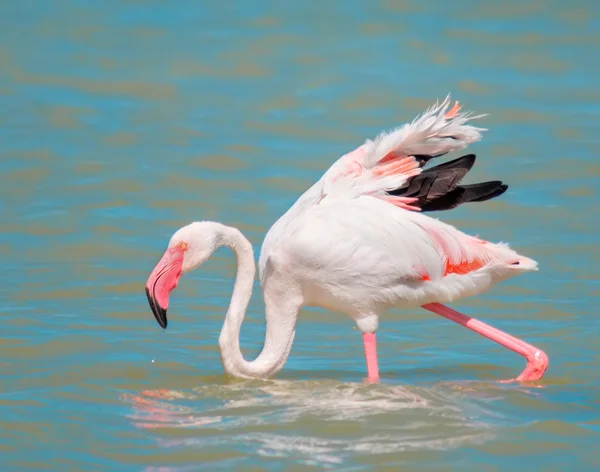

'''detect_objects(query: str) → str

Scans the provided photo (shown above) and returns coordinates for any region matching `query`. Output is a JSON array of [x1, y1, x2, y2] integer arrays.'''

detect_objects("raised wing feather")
[[320, 96, 485, 202]]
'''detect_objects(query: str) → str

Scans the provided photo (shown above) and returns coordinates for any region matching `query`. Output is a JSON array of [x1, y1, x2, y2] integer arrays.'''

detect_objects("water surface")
[[1, 1, 599, 470]]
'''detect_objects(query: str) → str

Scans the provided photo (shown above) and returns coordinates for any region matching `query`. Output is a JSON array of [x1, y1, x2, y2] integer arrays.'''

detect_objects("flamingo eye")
[[178, 241, 189, 250]]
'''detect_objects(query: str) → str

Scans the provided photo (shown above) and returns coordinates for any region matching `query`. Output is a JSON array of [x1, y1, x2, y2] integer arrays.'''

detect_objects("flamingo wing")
[[319, 96, 506, 212], [259, 96, 505, 282]]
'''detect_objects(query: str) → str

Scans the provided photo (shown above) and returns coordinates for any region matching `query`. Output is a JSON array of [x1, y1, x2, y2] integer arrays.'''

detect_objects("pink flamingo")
[[145, 97, 548, 383]]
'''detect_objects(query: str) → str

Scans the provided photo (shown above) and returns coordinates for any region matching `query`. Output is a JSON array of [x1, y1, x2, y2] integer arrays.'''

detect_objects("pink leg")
[[423, 303, 549, 382], [362, 332, 380, 382]]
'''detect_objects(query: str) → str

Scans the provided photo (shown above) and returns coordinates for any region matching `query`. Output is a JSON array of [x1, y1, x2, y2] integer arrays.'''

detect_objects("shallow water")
[[1, 1, 600, 470]]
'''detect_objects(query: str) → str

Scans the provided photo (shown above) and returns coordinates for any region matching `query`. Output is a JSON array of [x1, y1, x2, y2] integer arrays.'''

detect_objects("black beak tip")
[[145, 287, 168, 329], [157, 307, 168, 329]]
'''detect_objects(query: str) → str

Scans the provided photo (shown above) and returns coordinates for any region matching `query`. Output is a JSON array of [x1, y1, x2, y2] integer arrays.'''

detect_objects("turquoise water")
[[2, 1, 599, 470]]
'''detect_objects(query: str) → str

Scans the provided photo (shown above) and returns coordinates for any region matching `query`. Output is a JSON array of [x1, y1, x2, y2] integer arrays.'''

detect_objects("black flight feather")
[[386, 154, 508, 212]]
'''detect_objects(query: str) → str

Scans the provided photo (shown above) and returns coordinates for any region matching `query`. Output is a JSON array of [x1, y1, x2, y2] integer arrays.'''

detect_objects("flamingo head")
[[145, 222, 218, 329]]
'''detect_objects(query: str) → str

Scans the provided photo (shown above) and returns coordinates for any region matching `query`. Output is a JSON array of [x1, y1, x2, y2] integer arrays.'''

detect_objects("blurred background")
[[1, 0, 599, 470]]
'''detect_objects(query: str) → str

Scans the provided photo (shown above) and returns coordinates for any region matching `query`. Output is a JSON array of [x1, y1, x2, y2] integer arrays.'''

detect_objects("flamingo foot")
[[498, 349, 549, 384], [515, 348, 549, 382]]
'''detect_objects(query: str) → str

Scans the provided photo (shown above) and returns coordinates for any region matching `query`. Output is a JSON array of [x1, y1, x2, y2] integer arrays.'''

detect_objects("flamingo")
[[144, 96, 548, 383]]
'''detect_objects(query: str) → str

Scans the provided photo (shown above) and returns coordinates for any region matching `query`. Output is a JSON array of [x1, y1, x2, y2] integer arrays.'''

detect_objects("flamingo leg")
[[422, 302, 549, 382], [362, 332, 380, 382]]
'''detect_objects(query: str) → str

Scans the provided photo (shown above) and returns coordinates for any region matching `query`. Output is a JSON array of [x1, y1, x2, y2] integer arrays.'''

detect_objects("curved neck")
[[215, 225, 299, 379]]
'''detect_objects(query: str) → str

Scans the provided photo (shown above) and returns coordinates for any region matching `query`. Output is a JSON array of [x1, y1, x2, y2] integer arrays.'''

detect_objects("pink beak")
[[145, 246, 185, 329]]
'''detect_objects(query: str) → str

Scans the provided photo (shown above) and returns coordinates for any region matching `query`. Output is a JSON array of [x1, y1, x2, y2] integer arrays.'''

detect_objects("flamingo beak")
[[145, 245, 186, 329]]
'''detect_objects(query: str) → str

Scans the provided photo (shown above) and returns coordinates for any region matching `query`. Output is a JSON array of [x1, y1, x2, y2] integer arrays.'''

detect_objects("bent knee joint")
[[356, 315, 379, 333]]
